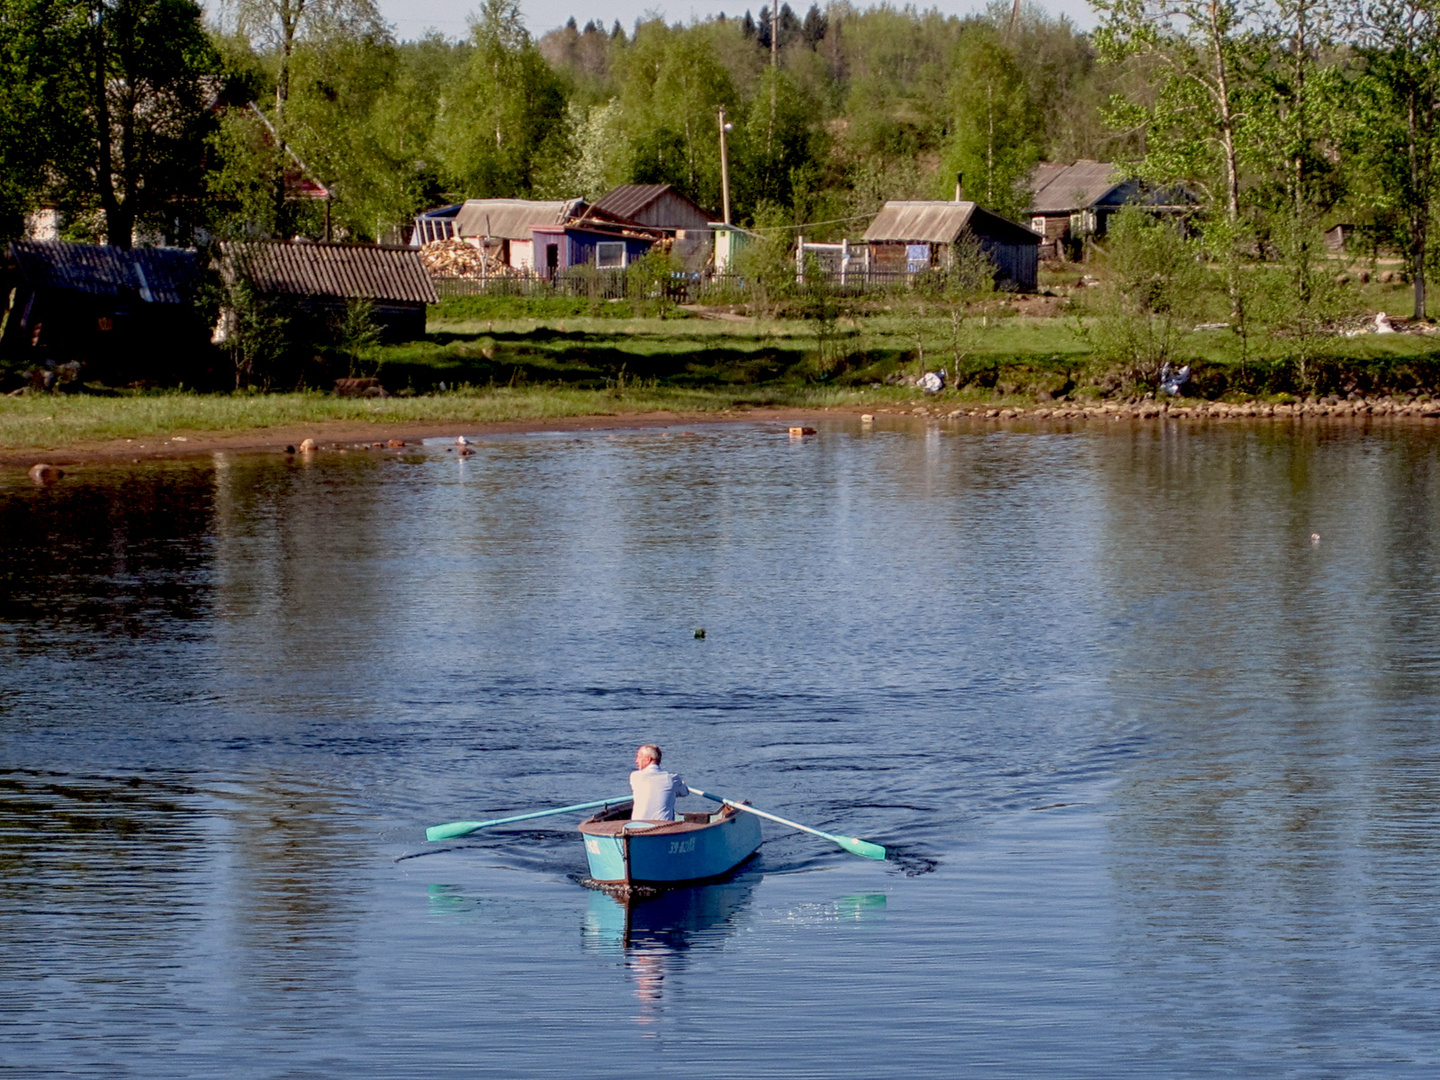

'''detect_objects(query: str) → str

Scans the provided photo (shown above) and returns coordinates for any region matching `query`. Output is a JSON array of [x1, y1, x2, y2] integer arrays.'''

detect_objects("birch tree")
[[433, 0, 566, 196], [941, 25, 1040, 220], [1093, 0, 1263, 319]]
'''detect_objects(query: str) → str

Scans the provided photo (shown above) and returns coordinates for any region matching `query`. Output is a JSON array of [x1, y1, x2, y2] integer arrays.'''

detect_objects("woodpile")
[[420, 238, 512, 279]]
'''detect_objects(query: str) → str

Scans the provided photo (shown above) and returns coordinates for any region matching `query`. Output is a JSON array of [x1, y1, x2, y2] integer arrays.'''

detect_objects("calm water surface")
[[2, 416, 1439, 1077]]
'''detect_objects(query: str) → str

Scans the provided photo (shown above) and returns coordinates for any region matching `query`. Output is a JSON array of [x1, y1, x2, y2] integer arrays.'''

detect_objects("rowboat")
[[578, 800, 763, 887]]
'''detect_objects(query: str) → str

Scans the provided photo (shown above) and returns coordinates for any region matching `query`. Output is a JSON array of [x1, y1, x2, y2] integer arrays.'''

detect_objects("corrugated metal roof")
[[451, 199, 585, 239], [863, 201, 978, 243], [1028, 160, 1123, 212], [8, 240, 202, 304], [221, 241, 438, 304], [591, 184, 713, 231], [592, 184, 671, 222]]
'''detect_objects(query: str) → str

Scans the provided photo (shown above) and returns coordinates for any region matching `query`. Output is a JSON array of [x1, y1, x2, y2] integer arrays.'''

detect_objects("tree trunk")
[[89, 5, 131, 249], [1208, 0, 1243, 322], [1409, 86, 1429, 321]]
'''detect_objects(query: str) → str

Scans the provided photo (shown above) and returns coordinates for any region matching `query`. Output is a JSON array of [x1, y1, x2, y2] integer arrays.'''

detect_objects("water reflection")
[[581, 877, 758, 954], [581, 878, 758, 1027], [8, 420, 1440, 1074]]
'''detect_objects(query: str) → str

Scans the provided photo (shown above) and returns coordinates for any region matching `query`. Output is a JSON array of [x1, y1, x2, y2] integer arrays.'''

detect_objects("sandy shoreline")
[[7, 397, 1440, 474], [0, 406, 843, 472]]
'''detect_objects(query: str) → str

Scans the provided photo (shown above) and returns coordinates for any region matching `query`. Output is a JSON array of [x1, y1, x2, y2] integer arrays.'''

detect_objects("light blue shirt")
[[630, 763, 688, 821]]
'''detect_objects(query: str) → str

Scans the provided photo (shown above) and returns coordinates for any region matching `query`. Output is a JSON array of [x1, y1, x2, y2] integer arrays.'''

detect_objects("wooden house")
[[413, 199, 588, 270], [219, 241, 437, 342], [529, 222, 658, 277], [1028, 160, 1196, 257], [1325, 223, 1356, 252], [590, 184, 713, 269], [0, 240, 208, 384], [862, 201, 1040, 291], [591, 184, 711, 233]]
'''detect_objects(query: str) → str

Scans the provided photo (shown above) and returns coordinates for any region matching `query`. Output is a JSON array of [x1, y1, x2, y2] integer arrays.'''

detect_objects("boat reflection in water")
[[581, 877, 759, 1026]]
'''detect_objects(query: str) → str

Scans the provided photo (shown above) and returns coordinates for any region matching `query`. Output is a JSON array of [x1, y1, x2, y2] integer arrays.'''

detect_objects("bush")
[[1079, 208, 1207, 387]]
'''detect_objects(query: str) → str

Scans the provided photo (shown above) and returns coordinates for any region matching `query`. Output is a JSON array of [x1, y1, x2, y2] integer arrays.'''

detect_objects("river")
[[2, 416, 1438, 1077]]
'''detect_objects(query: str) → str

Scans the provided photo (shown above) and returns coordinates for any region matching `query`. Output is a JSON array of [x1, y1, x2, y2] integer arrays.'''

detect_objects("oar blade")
[[427, 821, 483, 842], [835, 835, 887, 860]]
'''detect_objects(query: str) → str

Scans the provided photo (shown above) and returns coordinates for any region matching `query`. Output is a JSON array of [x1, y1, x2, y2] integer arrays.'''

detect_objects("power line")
[[744, 213, 874, 234]]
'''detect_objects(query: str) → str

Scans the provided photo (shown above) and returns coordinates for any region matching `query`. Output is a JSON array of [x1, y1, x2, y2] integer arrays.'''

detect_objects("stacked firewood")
[[420, 238, 510, 279]]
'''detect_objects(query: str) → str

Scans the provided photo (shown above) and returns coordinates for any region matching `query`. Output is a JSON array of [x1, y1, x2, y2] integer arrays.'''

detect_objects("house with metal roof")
[[1027, 160, 1196, 257], [412, 198, 648, 272], [0, 240, 209, 384], [529, 222, 659, 278], [591, 184, 714, 269], [862, 201, 1041, 291], [219, 240, 438, 342], [412, 198, 587, 269], [592, 184, 711, 232]]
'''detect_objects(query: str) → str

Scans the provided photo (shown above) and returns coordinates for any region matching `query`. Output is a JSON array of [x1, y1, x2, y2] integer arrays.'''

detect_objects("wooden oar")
[[426, 797, 631, 842], [689, 787, 887, 860]]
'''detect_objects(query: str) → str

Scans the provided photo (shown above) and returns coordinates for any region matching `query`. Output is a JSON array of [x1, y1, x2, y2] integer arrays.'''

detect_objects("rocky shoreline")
[[878, 396, 1440, 422]]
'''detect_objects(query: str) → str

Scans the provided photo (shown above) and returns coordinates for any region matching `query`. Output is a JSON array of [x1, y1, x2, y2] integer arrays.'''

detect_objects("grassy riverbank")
[[9, 282, 1440, 457], [381, 295, 1440, 402], [0, 384, 878, 454]]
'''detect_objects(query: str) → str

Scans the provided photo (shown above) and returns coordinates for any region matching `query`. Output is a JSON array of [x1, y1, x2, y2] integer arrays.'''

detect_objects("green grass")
[[10, 294, 1440, 455], [429, 294, 647, 321], [0, 383, 889, 453]]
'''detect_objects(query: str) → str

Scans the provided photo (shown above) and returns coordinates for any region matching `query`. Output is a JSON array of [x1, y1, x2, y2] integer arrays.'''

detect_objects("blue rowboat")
[[578, 800, 762, 886]]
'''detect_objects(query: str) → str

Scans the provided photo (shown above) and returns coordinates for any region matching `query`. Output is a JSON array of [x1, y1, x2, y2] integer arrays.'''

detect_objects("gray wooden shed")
[[1027, 160, 1196, 257], [862, 201, 1040, 291], [591, 185, 712, 233], [0, 240, 209, 384]]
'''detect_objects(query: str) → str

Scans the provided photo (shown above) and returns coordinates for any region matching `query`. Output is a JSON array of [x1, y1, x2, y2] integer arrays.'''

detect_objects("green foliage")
[[1245, 216, 1357, 389], [624, 247, 682, 317], [433, 0, 568, 198], [738, 68, 829, 217], [0, 0, 75, 236], [1081, 208, 1207, 379], [1347, 0, 1440, 319], [207, 107, 288, 240], [338, 297, 382, 376], [222, 278, 294, 390], [0, 0, 217, 246], [727, 223, 797, 317], [940, 26, 1041, 220], [613, 21, 738, 213], [901, 235, 998, 378], [432, 294, 637, 320]]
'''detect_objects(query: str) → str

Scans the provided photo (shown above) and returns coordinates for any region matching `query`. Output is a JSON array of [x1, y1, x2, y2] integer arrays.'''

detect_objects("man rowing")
[[630, 744, 688, 822]]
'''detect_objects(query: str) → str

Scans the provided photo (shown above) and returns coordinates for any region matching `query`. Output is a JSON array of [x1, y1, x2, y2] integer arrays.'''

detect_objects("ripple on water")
[[4, 421, 1440, 1076]]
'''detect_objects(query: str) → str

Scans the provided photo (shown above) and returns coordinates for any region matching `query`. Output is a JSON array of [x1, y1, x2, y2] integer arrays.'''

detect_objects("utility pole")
[[718, 107, 733, 226]]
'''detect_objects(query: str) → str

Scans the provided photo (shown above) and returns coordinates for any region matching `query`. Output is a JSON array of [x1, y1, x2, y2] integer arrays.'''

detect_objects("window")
[[596, 242, 627, 269]]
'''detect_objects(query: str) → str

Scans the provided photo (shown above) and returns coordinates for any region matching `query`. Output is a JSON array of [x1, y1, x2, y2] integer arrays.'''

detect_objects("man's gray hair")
[[638, 744, 662, 764]]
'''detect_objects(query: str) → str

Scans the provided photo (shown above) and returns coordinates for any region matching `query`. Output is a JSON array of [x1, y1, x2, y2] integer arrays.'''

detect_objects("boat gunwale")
[[577, 803, 743, 838]]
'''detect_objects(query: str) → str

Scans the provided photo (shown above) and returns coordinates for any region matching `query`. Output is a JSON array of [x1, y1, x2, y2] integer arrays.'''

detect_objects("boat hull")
[[579, 804, 762, 885]]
